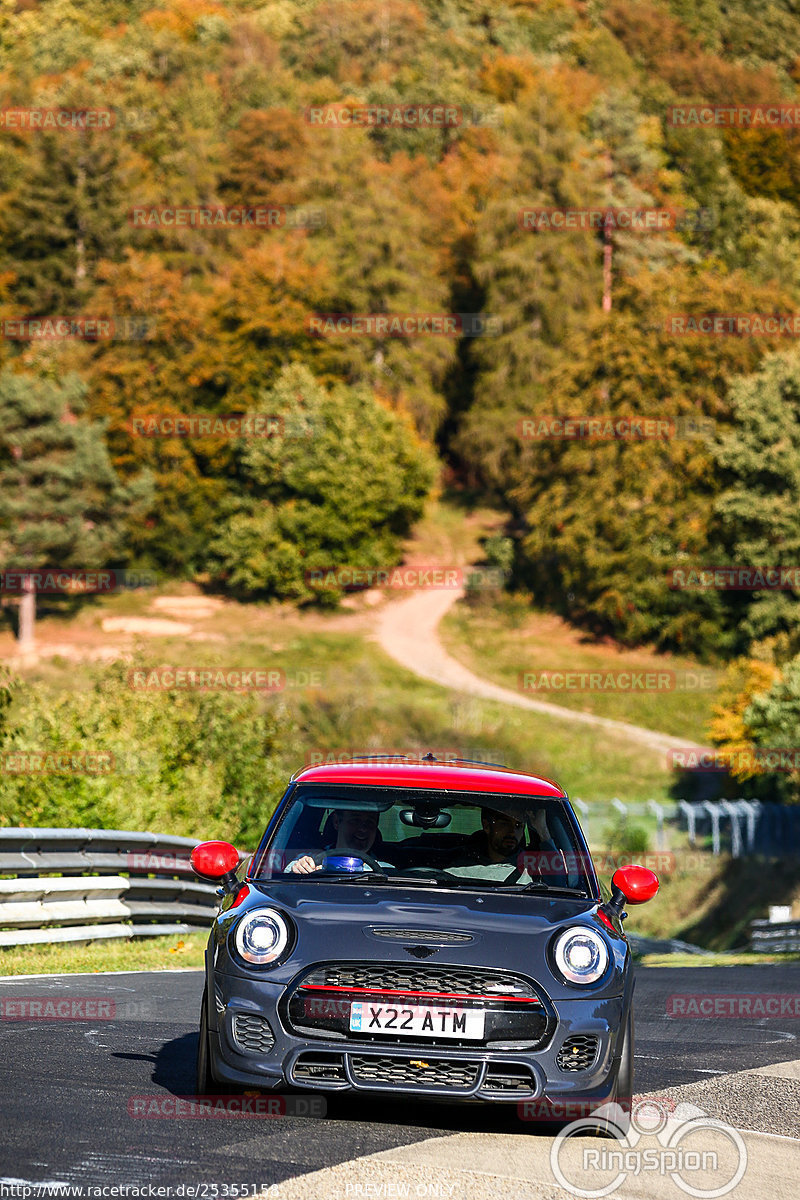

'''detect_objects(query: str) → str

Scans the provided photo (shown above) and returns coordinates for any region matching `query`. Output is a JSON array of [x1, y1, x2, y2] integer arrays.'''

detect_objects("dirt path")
[[373, 588, 707, 756]]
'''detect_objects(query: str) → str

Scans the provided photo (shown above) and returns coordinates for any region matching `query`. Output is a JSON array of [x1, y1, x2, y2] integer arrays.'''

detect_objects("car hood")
[[214, 880, 629, 1000]]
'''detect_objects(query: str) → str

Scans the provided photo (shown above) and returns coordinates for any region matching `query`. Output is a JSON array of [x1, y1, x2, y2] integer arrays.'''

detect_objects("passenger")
[[446, 805, 557, 868]]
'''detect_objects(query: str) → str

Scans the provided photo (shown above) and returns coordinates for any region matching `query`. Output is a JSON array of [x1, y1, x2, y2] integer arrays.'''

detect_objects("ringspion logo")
[[551, 1102, 747, 1198]]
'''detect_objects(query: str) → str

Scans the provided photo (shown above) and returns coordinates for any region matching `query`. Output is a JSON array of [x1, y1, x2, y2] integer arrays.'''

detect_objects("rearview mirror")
[[399, 807, 452, 828]]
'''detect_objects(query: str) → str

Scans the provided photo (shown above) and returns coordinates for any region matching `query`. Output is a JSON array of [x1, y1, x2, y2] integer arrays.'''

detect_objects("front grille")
[[482, 1063, 537, 1094], [293, 1052, 346, 1083], [232, 1013, 275, 1054], [309, 964, 536, 999], [349, 1054, 479, 1091], [286, 961, 550, 1049], [371, 928, 474, 944], [557, 1035, 599, 1072]]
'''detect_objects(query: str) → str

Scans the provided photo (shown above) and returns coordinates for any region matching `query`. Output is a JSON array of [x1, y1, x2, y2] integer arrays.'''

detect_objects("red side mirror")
[[191, 840, 240, 880], [611, 864, 659, 905]]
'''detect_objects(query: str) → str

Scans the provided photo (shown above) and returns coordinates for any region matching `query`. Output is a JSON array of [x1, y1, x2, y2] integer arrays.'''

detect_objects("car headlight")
[[554, 926, 609, 984], [234, 909, 290, 965]]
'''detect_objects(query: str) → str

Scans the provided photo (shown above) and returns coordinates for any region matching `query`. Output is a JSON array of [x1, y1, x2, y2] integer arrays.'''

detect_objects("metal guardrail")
[[750, 920, 800, 953], [571, 798, 679, 851], [0, 827, 226, 947], [676, 800, 800, 857], [573, 797, 800, 858]]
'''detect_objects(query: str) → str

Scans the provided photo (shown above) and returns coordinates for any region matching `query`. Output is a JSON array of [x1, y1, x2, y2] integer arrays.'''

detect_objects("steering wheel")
[[323, 850, 385, 873], [359, 850, 386, 872]]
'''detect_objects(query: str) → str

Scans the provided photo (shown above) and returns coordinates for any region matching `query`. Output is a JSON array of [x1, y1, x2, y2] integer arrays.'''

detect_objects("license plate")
[[349, 1001, 485, 1039]]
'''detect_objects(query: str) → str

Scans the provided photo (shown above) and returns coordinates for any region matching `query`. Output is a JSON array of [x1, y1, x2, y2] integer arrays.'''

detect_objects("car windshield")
[[251, 783, 595, 894]]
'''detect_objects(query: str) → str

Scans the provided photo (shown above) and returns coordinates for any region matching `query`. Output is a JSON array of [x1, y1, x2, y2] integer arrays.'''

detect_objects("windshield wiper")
[[374, 874, 441, 886], [287, 872, 440, 885], [292, 871, 380, 882], [510, 882, 590, 897]]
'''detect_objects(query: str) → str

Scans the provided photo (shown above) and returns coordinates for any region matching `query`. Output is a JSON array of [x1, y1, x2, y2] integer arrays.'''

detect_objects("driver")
[[285, 809, 381, 874]]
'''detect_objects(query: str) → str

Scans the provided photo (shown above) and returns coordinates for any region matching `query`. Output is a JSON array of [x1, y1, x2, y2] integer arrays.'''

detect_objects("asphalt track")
[[1, 964, 798, 1196]]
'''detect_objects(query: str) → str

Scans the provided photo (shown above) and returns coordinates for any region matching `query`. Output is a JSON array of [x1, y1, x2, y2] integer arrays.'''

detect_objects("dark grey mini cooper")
[[191, 758, 658, 1131]]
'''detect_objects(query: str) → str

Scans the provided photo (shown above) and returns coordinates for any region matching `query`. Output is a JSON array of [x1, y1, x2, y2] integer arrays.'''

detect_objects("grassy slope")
[[440, 597, 720, 741], [0, 930, 207, 976], [4, 608, 678, 806]]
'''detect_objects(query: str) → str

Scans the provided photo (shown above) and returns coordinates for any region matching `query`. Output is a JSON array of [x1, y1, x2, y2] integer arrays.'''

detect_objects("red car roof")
[[292, 759, 566, 797]]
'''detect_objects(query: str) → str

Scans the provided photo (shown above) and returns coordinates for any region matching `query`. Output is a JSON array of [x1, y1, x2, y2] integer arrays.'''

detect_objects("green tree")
[[0, 661, 291, 846], [737, 658, 800, 803], [0, 667, 15, 740], [713, 348, 800, 658], [707, 657, 780, 781], [306, 150, 458, 439], [204, 363, 437, 602], [0, 88, 136, 314], [0, 369, 151, 646], [510, 268, 789, 657]]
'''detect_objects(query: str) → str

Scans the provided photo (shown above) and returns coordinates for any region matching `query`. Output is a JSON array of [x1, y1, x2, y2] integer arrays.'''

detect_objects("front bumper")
[[208, 970, 625, 1103]]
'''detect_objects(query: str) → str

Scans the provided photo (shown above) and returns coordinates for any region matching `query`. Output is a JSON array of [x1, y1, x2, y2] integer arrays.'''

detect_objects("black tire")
[[196, 988, 213, 1096], [614, 1009, 634, 1126], [560, 1011, 633, 1140], [597, 1009, 633, 1138]]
